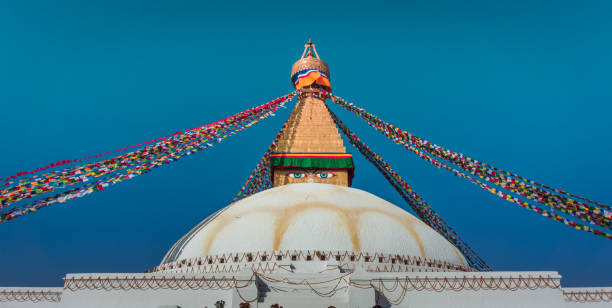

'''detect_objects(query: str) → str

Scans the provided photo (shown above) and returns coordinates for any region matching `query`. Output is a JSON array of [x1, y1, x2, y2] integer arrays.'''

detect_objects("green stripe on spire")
[[270, 157, 354, 169]]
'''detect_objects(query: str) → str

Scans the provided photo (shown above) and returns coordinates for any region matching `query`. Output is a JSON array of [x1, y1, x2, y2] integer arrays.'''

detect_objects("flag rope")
[[326, 91, 611, 239], [326, 105, 490, 271], [231, 106, 296, 203], [0, 92, 297, 224]]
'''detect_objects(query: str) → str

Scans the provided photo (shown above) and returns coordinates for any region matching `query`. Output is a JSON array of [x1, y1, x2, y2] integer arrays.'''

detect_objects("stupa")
[[0, 40, 609, 308]]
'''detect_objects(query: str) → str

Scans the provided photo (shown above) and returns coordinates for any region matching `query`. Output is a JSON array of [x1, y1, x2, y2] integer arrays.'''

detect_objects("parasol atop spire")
[[290, 39, 331, 90]]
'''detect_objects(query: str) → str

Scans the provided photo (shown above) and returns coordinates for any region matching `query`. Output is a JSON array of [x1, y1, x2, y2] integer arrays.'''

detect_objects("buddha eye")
[[315, 173, 335, 179], [288, 173, 306, 178]]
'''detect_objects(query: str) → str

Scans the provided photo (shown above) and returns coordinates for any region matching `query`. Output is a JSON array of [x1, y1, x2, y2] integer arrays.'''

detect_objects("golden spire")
[[275, 96, 346, 153], [271, 41, 354, 187]]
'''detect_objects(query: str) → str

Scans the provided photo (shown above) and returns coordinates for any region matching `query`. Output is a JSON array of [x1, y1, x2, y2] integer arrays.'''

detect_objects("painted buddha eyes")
[[287, 172, 336, 179], [315, 173, 335, 179]]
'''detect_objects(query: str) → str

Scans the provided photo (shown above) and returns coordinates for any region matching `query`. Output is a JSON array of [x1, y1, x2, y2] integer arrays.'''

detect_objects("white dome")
[[162, 183, 468, 268]]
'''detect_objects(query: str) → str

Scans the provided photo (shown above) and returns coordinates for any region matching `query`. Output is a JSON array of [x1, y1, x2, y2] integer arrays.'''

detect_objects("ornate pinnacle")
[[301, 39, 320, 59]]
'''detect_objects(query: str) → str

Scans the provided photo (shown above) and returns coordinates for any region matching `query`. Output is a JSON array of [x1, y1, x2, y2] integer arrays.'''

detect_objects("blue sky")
[[0, 0, 610, 287]]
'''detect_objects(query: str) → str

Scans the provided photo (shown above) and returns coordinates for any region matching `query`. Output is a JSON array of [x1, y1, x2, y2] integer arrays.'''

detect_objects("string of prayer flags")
[[0, 92, 297, 224], [327, 105, 490, 271], [326, 91, 611, 239], [1, 93, 297, 185], [232, 111, 295, 203]]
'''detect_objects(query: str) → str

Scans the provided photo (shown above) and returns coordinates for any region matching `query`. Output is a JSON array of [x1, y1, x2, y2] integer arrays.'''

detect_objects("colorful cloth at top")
[[291, 69, 331, 90]]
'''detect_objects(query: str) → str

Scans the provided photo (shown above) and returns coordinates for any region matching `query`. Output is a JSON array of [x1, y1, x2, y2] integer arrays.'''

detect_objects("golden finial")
[[291, 39, 329, 82], [300, 39, 320, 59]]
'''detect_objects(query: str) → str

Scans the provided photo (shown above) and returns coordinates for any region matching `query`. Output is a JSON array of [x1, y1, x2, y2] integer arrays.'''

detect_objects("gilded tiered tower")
[[271, 40, 354, 186]]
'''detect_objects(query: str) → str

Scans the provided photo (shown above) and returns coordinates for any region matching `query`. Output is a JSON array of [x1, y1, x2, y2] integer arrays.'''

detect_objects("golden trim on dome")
[[200, 200, 429, 259]]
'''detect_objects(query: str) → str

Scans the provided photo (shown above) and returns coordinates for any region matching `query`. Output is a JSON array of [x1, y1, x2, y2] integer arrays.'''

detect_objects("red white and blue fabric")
[[291, 69, 331, 89]]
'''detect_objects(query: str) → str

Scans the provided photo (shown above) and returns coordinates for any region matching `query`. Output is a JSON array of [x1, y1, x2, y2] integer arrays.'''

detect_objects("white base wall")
[[1, 271, 610, 308]]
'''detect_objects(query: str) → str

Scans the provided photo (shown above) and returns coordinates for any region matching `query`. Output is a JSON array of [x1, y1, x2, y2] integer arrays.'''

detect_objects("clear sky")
[[1, 0, 610, 287]]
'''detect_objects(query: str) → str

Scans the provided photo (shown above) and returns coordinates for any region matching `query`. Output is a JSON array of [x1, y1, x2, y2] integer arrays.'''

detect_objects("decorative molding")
[[258, 272, 562, 305], [63, 273, 256, 291], [353, 275, 562, 305], [356, 275, 562, 292], [0, 289, 62, 302], [151, 250, 474, 274], [563, 289, 612, 302], [61, 270, 567, 307]]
